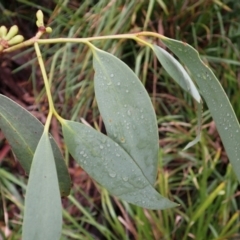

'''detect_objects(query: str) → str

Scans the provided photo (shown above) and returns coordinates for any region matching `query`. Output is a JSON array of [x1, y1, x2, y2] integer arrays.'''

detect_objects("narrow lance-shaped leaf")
[[0, 94, 71, 196], [152, 45, 201, 103], [160, 37, 240, 181], [62, 120, 177, 210], [22, 132, 62, 240], [152, 45, 202, 149], [92, 47, 159, 186]]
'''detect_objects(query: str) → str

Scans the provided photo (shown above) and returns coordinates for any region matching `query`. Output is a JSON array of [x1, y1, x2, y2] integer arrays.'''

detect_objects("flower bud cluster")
[[0, 25, 24, 52], [0, 10, 52, 53], [36, 10, 52, 33]]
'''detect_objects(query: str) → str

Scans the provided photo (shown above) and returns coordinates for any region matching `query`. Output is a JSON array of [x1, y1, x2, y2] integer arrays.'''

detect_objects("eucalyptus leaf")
[[92, 47, 159, 186], [62, 120, 177, 209], [22, 132, 62, 240], [152, 45, 202, 149], [152, 45, 201, 103], [160, 37, 240, 181], [0, 94, 71, 196]]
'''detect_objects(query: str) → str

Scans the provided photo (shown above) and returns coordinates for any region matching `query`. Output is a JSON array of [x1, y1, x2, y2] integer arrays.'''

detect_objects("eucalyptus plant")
[[0, 10, 239, 240]]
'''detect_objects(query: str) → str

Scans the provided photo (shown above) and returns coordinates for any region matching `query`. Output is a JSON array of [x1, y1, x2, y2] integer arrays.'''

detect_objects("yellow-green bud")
[[36, 10, 44, 27], [0, 26, 7, 38], [7, 35, 24, 46], [45, 27, 52, 33], [4, 25, 18, 40], [0, 45, 4, 52], [36, 19, 44, 28], [36, 20, 41, 28]]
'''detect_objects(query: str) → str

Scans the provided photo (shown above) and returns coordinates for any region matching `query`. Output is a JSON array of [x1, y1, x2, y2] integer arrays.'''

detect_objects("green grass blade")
[[92, 47, 159, 186], [0, 94, 71, 196], [160, 37, 240, 181], [0, 186, 3, 224], [189, 182, 225, 226], [62, 120, 177, 210], [22, 132, 62, 240], [218, 211, 240, 238], [183, 101, 202, 150]]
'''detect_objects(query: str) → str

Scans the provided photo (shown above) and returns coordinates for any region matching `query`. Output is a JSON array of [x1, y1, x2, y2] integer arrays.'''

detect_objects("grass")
[[0, 0, 240, 239]]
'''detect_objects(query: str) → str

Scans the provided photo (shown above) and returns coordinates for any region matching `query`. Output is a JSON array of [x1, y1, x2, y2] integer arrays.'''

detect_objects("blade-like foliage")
[[152, 45, 202, 149], [160, 37, 240, 181], [22, 132, 62, 240], [62, 120, 177, 209], [0, 94, 71, 196], [92, 47, 159, 186]]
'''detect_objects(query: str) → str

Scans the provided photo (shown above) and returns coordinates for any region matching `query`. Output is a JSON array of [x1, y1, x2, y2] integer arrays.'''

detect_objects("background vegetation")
[[0, 0, 240, 239]]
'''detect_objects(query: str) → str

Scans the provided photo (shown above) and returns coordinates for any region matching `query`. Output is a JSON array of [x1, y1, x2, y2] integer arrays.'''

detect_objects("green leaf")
[[0, 94, 71, 196], [160, 37, 240, 181], [62, 120, 177, 210], [152, 45, 202, 149], [92, 47, 159, 186], [152, 45, 201, 103], [22, 132, 62, 240]]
